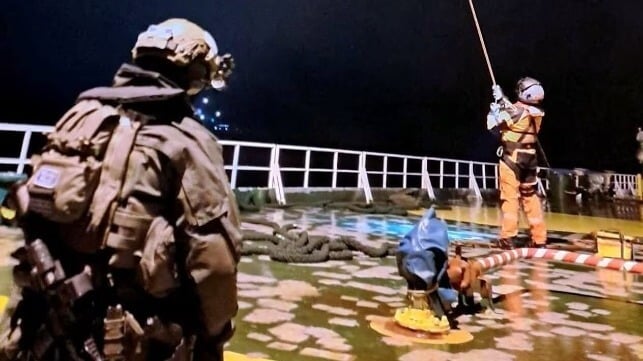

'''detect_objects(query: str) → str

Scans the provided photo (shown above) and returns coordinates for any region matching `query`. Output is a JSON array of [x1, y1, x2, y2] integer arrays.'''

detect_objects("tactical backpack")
[[26, 98, 141, 246]]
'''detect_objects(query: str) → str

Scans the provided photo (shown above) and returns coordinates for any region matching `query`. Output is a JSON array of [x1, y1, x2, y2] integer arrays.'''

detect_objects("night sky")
[[2, 0, 642, 173]]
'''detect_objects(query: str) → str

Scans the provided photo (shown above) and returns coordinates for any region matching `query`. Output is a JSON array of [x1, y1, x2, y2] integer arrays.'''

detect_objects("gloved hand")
[[492, 84, 504, 101], [486, 102, 500, 130], [486, 113, 498, 130]]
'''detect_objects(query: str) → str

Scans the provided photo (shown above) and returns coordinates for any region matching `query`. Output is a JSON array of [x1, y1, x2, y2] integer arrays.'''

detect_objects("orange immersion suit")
[[494, 101, 547, 246]]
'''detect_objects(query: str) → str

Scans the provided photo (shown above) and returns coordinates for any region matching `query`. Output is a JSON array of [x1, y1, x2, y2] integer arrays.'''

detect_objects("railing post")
[[332, 152, 338, 189], [268, 145, 286, 205], [17, 131, 33, 174], [382, 156, 388, 188], [357, 155, 363, 188], [482, 164, 487, 189], [268, 146, 276, 189], [439, 160, 444, 189], [402, 157, 408, 188], [455, 161, 460, 189], [303, 149, 311, 189], [230, 144, 240, 189], [358, 152, 373, 204], [468, 163, 482, 200], [421, 157, 436, 200], [613, 179, 622, 197]]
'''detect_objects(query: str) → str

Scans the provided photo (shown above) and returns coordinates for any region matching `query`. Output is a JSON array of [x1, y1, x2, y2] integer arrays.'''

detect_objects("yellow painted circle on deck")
[[0, 295, 9, 314], [0, 207, 16, 221], [224, 351, 274, 361], [369, 316, 473, 345]]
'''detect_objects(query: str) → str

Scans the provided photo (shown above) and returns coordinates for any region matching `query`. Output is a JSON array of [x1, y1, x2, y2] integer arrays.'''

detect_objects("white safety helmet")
[[131, 18, 234, 94], [516, 77, 544, 105]]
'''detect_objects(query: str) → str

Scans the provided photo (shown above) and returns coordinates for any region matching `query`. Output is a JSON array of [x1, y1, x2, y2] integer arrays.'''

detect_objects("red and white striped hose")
[[476, 248, 643, 274]]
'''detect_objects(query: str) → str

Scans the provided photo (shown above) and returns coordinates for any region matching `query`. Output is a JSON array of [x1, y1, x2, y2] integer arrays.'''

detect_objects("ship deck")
[[0, 203, 641, 361]]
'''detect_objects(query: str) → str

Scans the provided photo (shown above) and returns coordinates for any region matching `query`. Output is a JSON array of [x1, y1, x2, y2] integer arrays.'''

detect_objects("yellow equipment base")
[[370, 315, 473, 345], [393, 307, 450, 333]]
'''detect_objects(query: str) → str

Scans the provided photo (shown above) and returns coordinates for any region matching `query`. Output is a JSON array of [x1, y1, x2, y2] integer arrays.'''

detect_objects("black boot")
[[497, 237, 516, 250], [528, 241, 547, 249]]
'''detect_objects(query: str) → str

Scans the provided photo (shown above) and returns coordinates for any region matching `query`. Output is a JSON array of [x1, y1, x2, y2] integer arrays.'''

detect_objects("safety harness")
[[498, 108, 539, 184]]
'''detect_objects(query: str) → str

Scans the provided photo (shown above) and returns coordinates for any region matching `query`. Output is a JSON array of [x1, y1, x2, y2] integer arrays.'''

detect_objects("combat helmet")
[[132, 18, 234, 94]]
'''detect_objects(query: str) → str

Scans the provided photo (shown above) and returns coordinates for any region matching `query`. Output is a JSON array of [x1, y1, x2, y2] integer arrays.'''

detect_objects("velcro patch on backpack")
[[32, 166, 61, 189], [28, 150, 103, 223]]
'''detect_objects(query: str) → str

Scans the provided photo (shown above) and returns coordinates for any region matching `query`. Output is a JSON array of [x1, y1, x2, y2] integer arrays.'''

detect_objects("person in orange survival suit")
[[486, 77, 547, 249]]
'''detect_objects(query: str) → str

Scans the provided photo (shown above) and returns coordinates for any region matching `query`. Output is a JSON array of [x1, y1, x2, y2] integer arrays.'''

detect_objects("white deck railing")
[[0, 122, 639, 205]]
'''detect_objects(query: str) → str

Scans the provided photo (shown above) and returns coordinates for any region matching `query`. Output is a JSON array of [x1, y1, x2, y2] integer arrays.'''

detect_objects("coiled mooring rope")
[[241, 218, 397, 263], [475, 248, 643, 274]]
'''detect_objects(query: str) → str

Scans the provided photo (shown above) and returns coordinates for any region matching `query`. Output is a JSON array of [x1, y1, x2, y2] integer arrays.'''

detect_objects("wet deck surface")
[[231, 207, 642, 361], [0, 205, 642, 361]]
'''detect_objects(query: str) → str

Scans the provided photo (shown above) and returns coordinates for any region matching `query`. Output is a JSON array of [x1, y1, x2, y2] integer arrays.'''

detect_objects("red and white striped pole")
[[475, 248, 643, 274]]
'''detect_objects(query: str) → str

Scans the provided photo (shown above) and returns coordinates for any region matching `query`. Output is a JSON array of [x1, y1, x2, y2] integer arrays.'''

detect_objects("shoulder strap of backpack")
[[48, 100, 121, 155], [88, 115, 142, 236]]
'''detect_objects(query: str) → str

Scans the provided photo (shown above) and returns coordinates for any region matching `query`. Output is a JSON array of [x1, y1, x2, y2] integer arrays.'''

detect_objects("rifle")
[[12, 238, 193, 360], [12, 239, 102, 360]]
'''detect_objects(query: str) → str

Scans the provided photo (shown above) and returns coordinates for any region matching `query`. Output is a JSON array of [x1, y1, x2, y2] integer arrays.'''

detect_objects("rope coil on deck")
[[241, 218, 397, 263], [475, 248, 643, 274]]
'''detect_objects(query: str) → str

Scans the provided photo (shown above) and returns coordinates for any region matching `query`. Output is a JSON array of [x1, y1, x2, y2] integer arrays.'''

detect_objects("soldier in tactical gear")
[[486, 77, 547, 249], [0, 18, 241, 361]]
